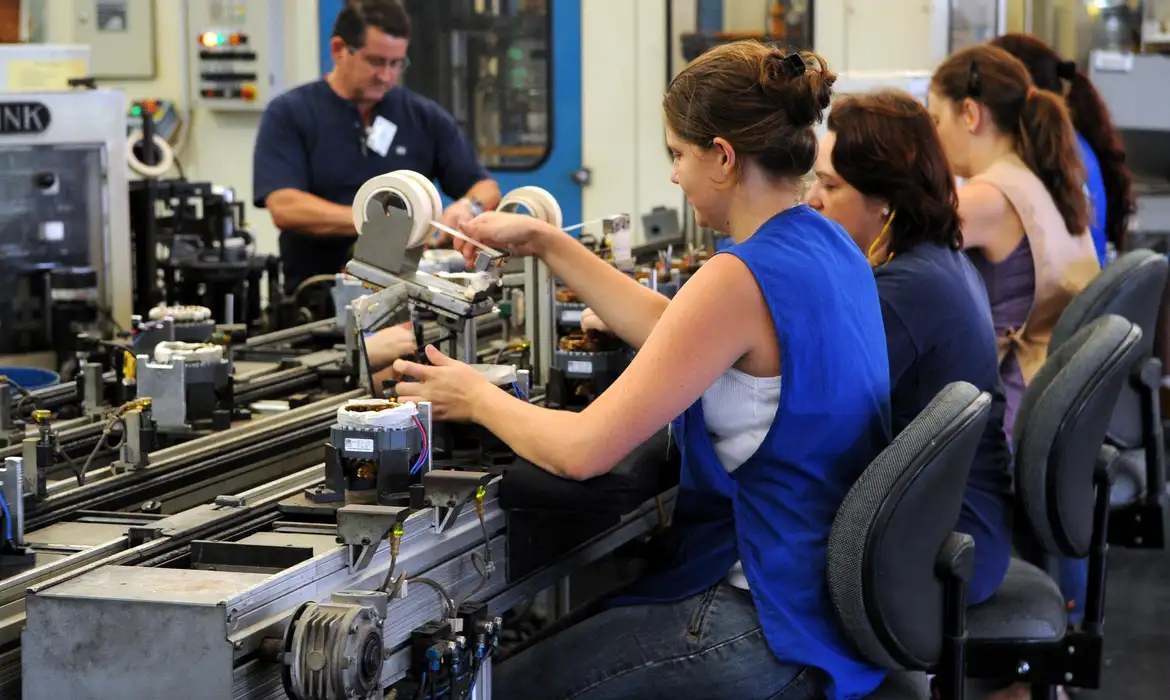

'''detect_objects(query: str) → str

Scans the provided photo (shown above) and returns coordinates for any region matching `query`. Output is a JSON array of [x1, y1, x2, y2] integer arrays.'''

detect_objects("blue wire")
[[409, 415, 430, 474], [0, 488, 13, 542], [510, 382, 527, 401]]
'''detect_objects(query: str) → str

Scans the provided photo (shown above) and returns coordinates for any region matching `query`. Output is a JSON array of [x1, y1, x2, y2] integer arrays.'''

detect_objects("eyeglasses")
[[348, 46, 410, 72]]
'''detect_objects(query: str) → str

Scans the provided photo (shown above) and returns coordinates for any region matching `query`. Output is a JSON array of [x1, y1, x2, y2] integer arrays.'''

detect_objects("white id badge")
[[366, 116, 398, 157]]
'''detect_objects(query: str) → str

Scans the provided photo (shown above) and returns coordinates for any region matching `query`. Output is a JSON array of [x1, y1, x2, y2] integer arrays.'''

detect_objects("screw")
[[233, 640, 243, 650], [1017, 662, 1030, 675], [1064, 672, 1073, 682], [1068, 645, 1076, 655]]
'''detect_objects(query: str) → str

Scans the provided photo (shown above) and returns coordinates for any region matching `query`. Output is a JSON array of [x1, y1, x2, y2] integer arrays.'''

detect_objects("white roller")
[[351, 170, 440, 248], [126, 130, 175, 178], [399, 170, 444, 231], [499, 186, 563, 229]]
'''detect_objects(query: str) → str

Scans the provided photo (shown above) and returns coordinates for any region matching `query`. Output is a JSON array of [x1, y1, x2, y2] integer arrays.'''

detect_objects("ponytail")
[[1066, 70, 1136, 250], [1017, 87, 1089, 235]]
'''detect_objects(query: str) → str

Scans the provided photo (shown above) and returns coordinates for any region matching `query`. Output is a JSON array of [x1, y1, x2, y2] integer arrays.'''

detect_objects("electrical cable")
[[407, 576, 456, 618], [410, 414, 429, 474], [0, 488, 13, 544]]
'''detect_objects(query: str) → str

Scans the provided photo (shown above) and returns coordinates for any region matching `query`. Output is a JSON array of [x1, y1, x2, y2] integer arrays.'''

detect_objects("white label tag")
[[344, 437, 375, 453], [611, 220, 632, 266], [1092, 51, 1134, 73], [560, 309, 582, 325], [366, 116, 397, 157], [567, 360, 592, 374]]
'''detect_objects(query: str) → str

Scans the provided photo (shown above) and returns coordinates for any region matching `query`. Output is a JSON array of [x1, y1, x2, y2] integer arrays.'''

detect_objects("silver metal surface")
[[0, 90, 131, 328]]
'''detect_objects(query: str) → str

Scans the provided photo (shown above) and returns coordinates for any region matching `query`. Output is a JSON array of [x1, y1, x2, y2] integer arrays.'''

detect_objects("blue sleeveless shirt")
[[618, 206, 892, 699]]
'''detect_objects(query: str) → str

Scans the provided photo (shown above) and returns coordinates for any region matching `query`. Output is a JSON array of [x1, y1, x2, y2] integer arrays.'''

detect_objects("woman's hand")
[[580, 307, 615, 334], [392, 345, 495, 422], [456, 211, 549, 268], [364, 323, 417, 371]]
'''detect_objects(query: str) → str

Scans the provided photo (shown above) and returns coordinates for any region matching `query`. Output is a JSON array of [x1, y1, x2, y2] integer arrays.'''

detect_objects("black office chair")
[[964, 314, 1144, 698], [1050, 249, 1169, 548], [827, 382, 993, 700]]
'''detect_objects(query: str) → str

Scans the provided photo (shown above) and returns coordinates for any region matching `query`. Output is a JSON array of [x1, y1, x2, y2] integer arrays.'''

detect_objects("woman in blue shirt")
[[392, 41, 892, 699], [992, 34, 1136, 266], [808, 89, 1013, 606]]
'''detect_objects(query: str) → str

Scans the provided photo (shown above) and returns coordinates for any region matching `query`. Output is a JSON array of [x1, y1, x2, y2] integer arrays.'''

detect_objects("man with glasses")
[[253, 0, 500, 297]]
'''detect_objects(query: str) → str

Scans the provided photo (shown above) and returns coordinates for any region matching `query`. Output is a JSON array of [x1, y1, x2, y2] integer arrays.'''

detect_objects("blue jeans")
[[492, 583, 825, 700]]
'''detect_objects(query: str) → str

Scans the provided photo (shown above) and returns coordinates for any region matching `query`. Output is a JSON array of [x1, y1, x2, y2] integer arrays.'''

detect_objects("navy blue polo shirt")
[[875, 241, 1014, 605], [253, 79, 491, 293]]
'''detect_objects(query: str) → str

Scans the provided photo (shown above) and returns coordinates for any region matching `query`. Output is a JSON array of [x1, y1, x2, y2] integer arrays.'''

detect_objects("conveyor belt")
[[21, 390, 362, 531]]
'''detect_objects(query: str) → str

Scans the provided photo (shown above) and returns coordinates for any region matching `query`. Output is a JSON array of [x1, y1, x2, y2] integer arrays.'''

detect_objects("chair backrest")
[[1014, 314, 1143, 558], [827, 382, 991, 671], [1050, 249, 1168, 448]]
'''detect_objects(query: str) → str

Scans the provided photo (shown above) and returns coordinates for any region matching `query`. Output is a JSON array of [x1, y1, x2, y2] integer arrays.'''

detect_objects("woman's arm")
[[957, 181, 1011, 250], [532, 222, 670, 349], [467, 254, 768, 479]]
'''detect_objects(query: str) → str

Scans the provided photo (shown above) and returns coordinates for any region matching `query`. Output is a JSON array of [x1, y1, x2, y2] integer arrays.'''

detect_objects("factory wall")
[[37, 0, 322, 257], [30, 0, 975, 253]]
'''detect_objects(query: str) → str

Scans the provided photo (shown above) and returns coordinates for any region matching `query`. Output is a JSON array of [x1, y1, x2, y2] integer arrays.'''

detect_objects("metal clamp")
[[336, 504, 410, 573], [423, 470, 492, 534]]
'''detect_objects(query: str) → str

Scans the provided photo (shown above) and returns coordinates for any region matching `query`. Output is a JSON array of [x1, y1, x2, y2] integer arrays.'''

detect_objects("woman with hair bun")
[[393, 41, 893, 699], [929, 43, 1100, 436], [809, 89, 1012, 607], [992, 33, 1136, 264]]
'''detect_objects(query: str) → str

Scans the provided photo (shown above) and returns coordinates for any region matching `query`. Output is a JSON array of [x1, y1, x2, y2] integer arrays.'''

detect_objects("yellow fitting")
[[31, 409, 51, 423], [123, 351, 137, 380], [475, 485, 486, 517], [390, 522, 404, 556]]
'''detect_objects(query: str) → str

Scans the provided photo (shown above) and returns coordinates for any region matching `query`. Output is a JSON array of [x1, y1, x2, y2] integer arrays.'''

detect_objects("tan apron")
[[970, 154, 1101, 384]]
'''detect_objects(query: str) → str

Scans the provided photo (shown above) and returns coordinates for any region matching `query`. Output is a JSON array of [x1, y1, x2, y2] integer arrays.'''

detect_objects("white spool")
[[499, 186, 563, 229], [126, 130, 175, 178], [398, 170, 443, 230], [351, 170, 440, 248]]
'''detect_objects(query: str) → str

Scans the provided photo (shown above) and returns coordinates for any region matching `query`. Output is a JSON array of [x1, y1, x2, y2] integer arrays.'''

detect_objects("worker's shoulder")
[[383, 87, 457, 126], [263, 80, 330, 119]]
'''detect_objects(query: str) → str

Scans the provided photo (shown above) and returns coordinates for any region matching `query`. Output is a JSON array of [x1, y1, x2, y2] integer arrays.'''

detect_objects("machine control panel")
[[186, 0, 289, 112]]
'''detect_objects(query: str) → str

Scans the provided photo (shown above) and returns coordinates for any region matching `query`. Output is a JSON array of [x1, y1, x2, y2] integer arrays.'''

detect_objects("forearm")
[[536, 225, 669, 348], [266, 189, 355, 236], [472, 386, 612, 480], [463, 179, 501, 210]]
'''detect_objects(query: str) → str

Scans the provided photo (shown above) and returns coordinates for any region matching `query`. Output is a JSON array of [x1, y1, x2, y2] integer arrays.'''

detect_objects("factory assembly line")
[[2, 170, 685, 700]]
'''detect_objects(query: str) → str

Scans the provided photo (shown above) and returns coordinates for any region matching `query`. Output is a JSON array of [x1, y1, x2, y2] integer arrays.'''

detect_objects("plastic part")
[[153, 341, 224, 365], [351, 170, 441, 248], [126, 130, 175, 178], [498, 185, 563, 228], [471, 364, 519, 386], [336, 398, 419, 430], [147, 304, 213, 323]]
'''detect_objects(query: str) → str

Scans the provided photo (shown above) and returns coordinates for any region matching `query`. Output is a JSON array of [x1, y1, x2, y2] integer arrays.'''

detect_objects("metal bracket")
[[336, 504, 410, 573], [423, 470, 492, 534]]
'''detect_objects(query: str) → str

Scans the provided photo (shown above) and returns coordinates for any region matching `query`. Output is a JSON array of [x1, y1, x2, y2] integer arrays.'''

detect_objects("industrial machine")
[[15, 175, 681, 700], [0, 89, 132, 372]]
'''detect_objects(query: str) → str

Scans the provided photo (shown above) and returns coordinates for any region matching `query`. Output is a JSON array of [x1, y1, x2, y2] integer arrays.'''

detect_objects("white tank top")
[[700, 367, 782, 590]]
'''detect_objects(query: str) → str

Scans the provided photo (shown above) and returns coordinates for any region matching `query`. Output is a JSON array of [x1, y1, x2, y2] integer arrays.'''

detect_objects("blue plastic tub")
[[0, 366, 60, 391]]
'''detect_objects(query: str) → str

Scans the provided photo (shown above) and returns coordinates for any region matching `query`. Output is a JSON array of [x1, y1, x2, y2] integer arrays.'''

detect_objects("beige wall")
[[38, 0, 322, 256]]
